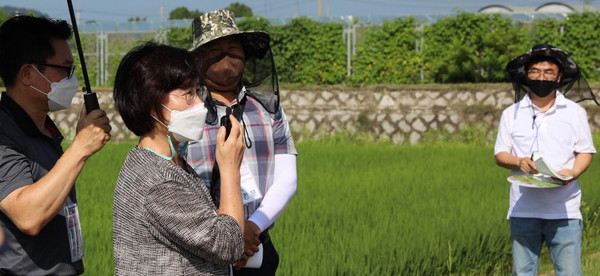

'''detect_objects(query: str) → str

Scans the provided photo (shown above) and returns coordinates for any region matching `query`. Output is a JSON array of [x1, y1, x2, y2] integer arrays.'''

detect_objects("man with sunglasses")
[[495, 44, 596, 276], [0, 15, 111, 274]]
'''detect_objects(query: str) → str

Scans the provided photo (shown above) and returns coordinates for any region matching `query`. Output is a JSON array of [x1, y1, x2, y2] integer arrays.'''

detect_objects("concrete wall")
[[50, 88, 600, 144]]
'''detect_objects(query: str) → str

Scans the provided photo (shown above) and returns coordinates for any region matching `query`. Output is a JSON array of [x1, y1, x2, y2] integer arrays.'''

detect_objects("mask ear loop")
[[145, 114, 176, 161], [233, 96, 252, 149], [150, 113, 173, 140], [31, 65, 53, 84], [29, 65, 53, 96], [242, 120, 252, 149]]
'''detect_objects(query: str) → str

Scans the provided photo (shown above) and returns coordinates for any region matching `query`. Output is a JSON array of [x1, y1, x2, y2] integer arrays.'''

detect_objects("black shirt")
[[0, 92, 83, 275]]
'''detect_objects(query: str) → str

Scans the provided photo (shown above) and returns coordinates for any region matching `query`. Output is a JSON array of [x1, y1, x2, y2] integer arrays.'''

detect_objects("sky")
[[2, 0, 599, 22]]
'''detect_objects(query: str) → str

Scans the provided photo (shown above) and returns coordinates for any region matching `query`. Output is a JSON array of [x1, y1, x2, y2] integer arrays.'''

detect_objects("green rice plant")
[[76, 142, 135, 274], [582, 252, 600, 275], [421, 122, 495, 146], [271, 142, 512, 275], [74, 138, 600, 275]]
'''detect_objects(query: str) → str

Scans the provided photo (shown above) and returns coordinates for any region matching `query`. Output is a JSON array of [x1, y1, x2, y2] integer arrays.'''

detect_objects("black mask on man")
[[526, 80, 559, 98]]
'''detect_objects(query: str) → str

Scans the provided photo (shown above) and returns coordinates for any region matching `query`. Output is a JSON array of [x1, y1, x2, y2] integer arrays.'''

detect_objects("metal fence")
[[75, 13, 569, 86]]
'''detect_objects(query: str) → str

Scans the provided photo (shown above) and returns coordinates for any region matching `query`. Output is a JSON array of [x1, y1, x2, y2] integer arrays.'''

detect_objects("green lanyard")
[[143, 135, 175, 161]]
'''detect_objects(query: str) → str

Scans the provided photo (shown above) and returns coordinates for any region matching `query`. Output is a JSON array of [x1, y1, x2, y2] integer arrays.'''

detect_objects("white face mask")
[[158, 103, 207, 142], [30, 66, 79, 111]]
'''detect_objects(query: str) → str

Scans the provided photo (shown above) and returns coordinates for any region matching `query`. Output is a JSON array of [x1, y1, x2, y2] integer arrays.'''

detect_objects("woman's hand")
[[215, 114, 245, 175], [215, 114, 245, 229]]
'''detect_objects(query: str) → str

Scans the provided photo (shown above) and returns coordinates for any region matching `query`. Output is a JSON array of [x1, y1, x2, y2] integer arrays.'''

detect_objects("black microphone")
[[220, 107, 232, 139]]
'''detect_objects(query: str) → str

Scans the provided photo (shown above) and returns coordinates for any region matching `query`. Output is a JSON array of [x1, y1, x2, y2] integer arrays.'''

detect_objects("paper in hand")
[[531, 154, 573, 181], [243, 243, 263, 269]]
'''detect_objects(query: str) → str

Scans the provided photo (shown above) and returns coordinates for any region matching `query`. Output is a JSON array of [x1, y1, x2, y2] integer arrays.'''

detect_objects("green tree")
[[127, 16, 147, 22], [559, 12, 600, 81], [69, 34, 97, 87], [530, 18, 562, 47], [166, 26, 193, 49], [352, 17, 422, 84], [0, 9, 9, 24], [225, 2, 253, 17], [169, 6, 202, 20], [237, 16, 270, 32], [269, 17, 346, 84], [0, 6, 47, 17], [423, 12, 529, 83]]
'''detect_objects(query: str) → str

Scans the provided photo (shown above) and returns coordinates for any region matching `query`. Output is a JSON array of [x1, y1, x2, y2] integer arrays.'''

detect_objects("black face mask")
[[526, 80, 559, 98]]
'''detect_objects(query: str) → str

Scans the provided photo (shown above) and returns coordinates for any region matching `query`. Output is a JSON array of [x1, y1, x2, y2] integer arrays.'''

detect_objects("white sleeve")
[[248, 154, 297, 231], [574, 106, 597, 154], [494, 108, 513, 156]]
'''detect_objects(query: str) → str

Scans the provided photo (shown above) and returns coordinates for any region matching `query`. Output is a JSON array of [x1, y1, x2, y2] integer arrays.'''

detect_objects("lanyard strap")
[[209, 97, 248, 206]]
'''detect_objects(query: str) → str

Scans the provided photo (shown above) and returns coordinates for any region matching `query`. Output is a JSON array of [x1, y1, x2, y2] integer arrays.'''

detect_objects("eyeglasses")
[[37, 63, 77, 79], [527, 69, 558, 79], [170, 86, 201, 105]]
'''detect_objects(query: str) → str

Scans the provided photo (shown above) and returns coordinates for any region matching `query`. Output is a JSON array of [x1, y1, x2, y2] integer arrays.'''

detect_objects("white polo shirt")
[[495, 92, 596, 220]]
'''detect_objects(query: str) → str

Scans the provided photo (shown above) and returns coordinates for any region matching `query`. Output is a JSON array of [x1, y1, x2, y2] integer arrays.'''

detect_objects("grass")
[[271, 141, 512, 275], [76, 142, 135, 274], [74, 139, 600, 275]]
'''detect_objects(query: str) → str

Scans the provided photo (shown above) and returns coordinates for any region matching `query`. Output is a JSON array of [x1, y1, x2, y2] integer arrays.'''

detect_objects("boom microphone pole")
[[66, 0, 99, 112]]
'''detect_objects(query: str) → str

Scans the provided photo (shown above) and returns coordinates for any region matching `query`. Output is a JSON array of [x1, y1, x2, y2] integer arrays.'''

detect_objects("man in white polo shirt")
[[495, 44, 597, 276]]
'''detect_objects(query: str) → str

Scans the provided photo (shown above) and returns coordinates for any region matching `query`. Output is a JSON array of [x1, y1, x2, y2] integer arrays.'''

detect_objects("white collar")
[[519, 91, 566, 110]]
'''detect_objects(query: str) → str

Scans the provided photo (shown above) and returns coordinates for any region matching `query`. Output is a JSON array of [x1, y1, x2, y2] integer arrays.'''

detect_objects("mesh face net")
[[506, 46, 599, 105], [201, 41, 280, 124], [241, 47, 279, 114]]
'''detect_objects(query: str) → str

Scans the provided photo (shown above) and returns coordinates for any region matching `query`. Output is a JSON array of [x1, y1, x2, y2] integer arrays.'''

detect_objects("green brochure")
[[508, 175, 562, 188]]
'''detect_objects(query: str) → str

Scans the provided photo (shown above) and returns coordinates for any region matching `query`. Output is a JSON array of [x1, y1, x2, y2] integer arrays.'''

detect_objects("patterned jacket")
[[113, 147, 243, 275]]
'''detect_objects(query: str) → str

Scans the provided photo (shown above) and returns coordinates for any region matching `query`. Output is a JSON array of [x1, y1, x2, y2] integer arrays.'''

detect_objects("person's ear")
[[18, 64, 37, 86]]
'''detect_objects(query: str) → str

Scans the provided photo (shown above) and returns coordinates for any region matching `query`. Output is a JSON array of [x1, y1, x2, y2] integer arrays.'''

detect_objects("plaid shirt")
[[184, 87, 297, 222]]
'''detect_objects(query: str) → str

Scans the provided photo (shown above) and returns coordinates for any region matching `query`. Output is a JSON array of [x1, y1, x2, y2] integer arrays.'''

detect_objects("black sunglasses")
[[37, 63, 77, 79]]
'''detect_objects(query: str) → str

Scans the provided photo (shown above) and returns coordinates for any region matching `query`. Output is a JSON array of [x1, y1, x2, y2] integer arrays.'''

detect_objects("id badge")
[[240, 159, 262, 205], [65, 203, 84, 262]]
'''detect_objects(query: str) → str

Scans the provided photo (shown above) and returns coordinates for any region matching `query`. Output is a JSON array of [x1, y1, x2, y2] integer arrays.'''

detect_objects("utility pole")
[[317, 0, 322, 17], [160, 4, 164, 21]]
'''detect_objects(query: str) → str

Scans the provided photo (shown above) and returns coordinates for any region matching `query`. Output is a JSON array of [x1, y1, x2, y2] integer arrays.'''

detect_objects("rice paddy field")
[[76, 139, 600, 275]]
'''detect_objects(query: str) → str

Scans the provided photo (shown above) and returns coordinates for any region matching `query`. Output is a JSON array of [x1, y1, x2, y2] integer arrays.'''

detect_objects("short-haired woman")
[[112, 42, 245, 275]]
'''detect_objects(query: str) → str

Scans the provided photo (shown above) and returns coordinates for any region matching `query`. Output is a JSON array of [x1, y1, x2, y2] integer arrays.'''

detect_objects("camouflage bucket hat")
[[191, 9, 270, 59]]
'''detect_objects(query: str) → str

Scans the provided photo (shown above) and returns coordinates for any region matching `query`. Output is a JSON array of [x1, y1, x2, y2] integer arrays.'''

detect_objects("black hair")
[[113, 41, 200, 136], [0, 15, 72, 87], [526, 56, 562, 73]]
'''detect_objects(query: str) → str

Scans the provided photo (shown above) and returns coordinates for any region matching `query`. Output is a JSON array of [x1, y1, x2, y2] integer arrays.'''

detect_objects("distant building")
[[536, 2, 600, 13], [478, 5, 535, 14], [479, 2, 600, 14]]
